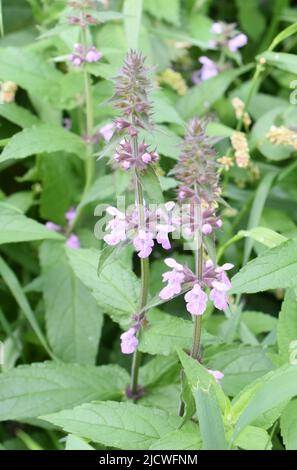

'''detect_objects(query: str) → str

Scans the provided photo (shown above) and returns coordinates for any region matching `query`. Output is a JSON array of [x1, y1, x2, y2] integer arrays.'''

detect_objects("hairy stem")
[[191, 196, 203, 359], [130, 135, 150, 397], [66, 24, 95, 235]]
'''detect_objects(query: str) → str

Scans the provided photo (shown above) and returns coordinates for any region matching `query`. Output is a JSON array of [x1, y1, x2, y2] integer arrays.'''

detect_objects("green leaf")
[[0, 102, 40, 128], [140, 125, 182, 159], [41, 401, 181, 450], [0, 362, 128, 421], [277, 289, 297, 362], [234, 425, 272, 450], [139, 309, 220, 356], [243, 172, 277, 264], [0, 47, 61, 100], [206, 345, 275, 396], [144, 0, 180, 26], [65, 435, 95, 451], [123, 0, 143, 50], [236, 0, 265, 41], [242, 311, 277, 335], [67, 248, 139, 328], [150, 422, 201, 450], [177, 65, 252, 120], [138, 166, 164, 204], [40, 242, 103, 364], [0, 255, 53, 359], [259, 51, 297, 75], [232, 365, 297, 440], [152, 89, 184, 125], [268, 23, 297, 51], [0, 203, 63, 244], [231, 239, 297, 294], [0, 125, 86, 163], [177, 349, 228, 450], [40, 152, 79, 225], [280, 399, 297, 450]]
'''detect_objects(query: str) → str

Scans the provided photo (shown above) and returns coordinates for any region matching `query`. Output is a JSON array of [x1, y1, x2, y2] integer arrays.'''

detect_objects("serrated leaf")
[[0, 125, 86, 163], [277, 289, 297, 362], [144, 0, 180, 26], [0, 362, 128, 421], [40, 241, 103, 364], [41, 401, 181, 450], [0, 203, 63, 244], [123, 0, 143, 50], [67, 248, 139, 328], [138, 166, 164, 204], [139, 309, 220, 356], [234, 425, 272, 450], [177, 349, 228, 450], [232, 365, 297, 440], [231, 239, 297, 294], [150, 422, 201, 450], [0, 102, 40, 128], [280, 399, 297, 450]]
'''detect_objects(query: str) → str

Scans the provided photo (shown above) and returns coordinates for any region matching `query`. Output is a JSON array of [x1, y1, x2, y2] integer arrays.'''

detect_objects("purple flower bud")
[[66, 234, 80, 249], [65, 207, 77, 223], [199, 56, 219, 81], [142, 152, 152, 164], [202, 223, 213, 235], [100, 122, 114, 142], [85, 47, 103, 63], [228, 33, 248, 52], [46, 222, 61, 232], [208, 369, 224, 383], [211, 22, 223, 34]]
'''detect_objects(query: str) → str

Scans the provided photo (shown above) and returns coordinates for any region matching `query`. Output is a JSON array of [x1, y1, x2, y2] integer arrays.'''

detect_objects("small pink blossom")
[[104, 207, 126, 246], [159, 258, 185, 300], [133, 229, 154, 258], [120, 327, 138, 354], [85, 47, 103, 63], [199, 56, 219, 81], [211, 22, 223, 34], [156, 224, 174, 250], [66, 234, 80, 249], [65, 207, 76, 223], [202, 223, 213, 235], [100, 123, 114, 142], [210, 263, 233, 310], [228, 33, 248, 52], [185, 284, 208, 316], [46, 222, 61, 232], [208, 369, 224, 383]]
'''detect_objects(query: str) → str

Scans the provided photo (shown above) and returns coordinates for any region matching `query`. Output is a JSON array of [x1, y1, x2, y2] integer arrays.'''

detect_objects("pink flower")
[[133, 229, 154, 258], [120, 327, 138, 354], [209, 263, 233, 311], [159, 258, 185, 300], [142, 152, 152, 164], [104, 206, 126, 246], [66, 234, 80, 249], [65, 207, 76, 223], [228, 33, 248, 52], [202, 223, 213, 235], [185, 284, 208, 316], [46, 222, 61, 232], [208, 369, 224, 383], [100, 123, 114, 142], [211, 22, 223, 34], [85, 47, 103, 63], [199, 56, 219, 81], [156, 224, 174, 250]]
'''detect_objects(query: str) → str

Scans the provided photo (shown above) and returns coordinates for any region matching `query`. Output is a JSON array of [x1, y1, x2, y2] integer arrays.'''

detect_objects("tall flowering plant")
[[158, 118, 234, 413], [102, 51, 178, 398]]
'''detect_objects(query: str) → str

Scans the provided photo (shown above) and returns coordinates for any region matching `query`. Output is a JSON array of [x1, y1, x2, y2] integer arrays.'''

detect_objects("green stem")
[[66, 25, 95, 235], [129, 136, 150, 397], [190, 197, 203, 359]]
